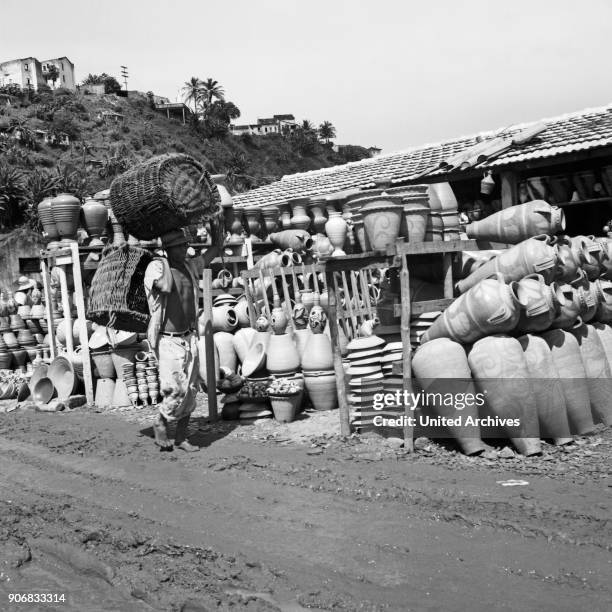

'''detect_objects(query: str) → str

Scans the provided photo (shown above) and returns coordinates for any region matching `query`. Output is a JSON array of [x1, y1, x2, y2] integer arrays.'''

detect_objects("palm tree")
[[182, 77, 202, 113], [301, 119, 315, 134], [199, 78, 225, 108], [318, 121, 336, 145]]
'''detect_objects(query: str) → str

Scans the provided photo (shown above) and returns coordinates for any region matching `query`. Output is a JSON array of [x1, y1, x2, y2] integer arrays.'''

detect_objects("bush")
[[121, 125, 130, 133], [109, 130, 122, 141]]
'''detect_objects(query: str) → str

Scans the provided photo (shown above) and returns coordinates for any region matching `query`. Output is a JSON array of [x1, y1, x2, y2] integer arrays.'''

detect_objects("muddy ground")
[[0, 399, 610, 612]]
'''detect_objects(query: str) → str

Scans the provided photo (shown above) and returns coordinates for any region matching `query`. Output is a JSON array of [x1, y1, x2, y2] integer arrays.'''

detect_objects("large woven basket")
[[87, 245, 153, 333], [109, 154, 221, 239]]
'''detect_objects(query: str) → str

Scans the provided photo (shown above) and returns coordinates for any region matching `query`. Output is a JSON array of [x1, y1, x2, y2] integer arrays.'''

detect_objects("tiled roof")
[[233, 103, 612, 208]]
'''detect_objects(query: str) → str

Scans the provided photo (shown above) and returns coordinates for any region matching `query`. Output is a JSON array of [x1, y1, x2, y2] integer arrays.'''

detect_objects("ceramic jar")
[[325, 208, 348, 257], [81, 197, 108, 241], [568, 321, 612, 426], [361, 200, 403, 250], [303, 370, 338, 410], [211, 305, 238, 333], [308, 197, 327, 235], [267, 334, 300, 375], [261, 206, 279, 240], [51, 193, 81, 241], [412, 338, 485, 455], [422, 275, 522, 344], [467, 335, 541, 456], [553, 235, 584, 283], [466, 200, 565, 244], [270, 296, 289, 334], [515, 274, 562, 333], [540, 328, 595, 435], [570, 235, 604, 280], [289, 197, 312, 231], [456, 235, 559, 294], [517, 334, 572, 444], [244, 207, 263, 242], [279, 202, 292, 229], [38, 197, 60, 241]]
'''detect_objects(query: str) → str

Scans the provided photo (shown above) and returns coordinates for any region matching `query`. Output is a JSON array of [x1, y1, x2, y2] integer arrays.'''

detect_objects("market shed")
[[234, 103, 612, 235]]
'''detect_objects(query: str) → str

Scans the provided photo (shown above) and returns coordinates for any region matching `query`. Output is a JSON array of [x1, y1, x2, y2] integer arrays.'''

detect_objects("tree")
[[318, 121, 336, 145], [182, 77, 202, 113], [81, 73, 122, 94], [199, 78, 225, 109]]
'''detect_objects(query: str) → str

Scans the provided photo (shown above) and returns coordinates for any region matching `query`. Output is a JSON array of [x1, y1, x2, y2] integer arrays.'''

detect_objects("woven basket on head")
[[109, 154, 221, 240], [87, 245, 153, 333]]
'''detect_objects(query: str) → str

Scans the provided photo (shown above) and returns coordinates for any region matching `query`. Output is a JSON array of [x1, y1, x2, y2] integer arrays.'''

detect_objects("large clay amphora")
[[540, 329, 595, 435], [552, 235, 583, 283], [421, 275, 522, 345], [570, 235, 605, 280], [38, 197, 60, 240], [467, 335, 541, 456], [515, 274, 562, 333], [455, 249, 501, 279], [550, 271, 594, 329], [269, 230, 313, 252], [518, 334, 572, 444], [51, 193, 81, 241], [568, 321, 612, 426], [81, 197, 109, 239], [456, 235, 558, 294], [466, 200, 565, 244], [412, 338, 485, 455]]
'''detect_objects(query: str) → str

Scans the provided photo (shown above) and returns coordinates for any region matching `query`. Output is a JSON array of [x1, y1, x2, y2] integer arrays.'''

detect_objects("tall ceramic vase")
[[540, 329, 595, 435], [517, 334, 572, 444], [325, 206, 348, 257], [466, 200, 565, 244], [38, 197, 60, 243], [51, 193, 81, 242], [289, 197, 311, 231], [568, 321, 612, 426], [81, 197, 108, 245], [412, 338, 485, 455], [467, 335, 541, 456]]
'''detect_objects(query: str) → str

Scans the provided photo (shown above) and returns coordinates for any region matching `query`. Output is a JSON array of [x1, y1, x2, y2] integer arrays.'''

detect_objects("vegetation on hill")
[[0, 83, 371, 232]]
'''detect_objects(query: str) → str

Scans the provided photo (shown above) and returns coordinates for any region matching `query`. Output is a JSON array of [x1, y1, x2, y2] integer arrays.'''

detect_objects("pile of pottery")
[[122, 350, 160, 407], [0, 285, 50, 372], [28, 354, 83, 405], [412, 200, 612, 454], [344, 336, 385, 427]]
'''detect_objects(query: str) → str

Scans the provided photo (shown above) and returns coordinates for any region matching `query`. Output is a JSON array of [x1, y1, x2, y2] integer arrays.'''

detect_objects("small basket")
[[109, 154, 222, 240]]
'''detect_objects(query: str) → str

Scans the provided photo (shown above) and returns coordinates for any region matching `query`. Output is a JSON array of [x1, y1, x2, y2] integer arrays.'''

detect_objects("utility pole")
[[120, 65, 129, 95]]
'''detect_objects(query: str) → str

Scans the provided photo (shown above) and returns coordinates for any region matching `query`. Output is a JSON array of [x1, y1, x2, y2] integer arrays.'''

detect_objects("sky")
[[2, 0, 612, 153]]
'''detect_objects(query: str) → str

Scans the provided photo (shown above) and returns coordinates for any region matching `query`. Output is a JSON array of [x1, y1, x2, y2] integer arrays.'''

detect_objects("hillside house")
[[0, 56, 76, 91], [231, 114, 298, 136], [155, 102, 191, 124]]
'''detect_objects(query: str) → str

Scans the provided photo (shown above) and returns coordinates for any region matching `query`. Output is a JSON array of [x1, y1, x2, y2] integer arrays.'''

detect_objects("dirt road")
[[0, 406, 610, 611]]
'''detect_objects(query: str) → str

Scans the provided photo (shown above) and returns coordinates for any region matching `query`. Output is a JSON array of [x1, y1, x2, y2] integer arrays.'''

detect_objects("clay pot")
[[570, 235, 604, 280], [289, 198, 312, 231], [422, 275, 522, 345], [267, 333, 300, 375], [270, 296, 289, 334], [302, 332, 333, 371], [91, 349, 115, 379], [467, 336, 541, 456], [212, 305, 238, 333], [517, 334, 572, 444], [466, 200, 565, 244], [244, 207, 263, 242], [214, 331, 237, 373], [325, 210, 347, 256], [16, 329, 36, 347], [412, 338, 486, 455], [402, 204, 429, 243], [303, 370, 338, 410], [550, 276, 589, 329], [456, 235, 558, 294], [0, 350, 13, 369], [9, 314, 26, 331], [112, 379, 132, 407], [540, 329, 595, 435], [553, 235, 584, 283], [568, 321, 612, 426], [362, 203, 403, 250], [38, 197, 60, 240], [3, 331, 19, 348], [261, 206, 280, 240], [51, 193, 81, 240], [269, 230, 313, 252], [293, 327, 311, 361], [81, 197, 108, 238], [308, 197, 327, 235], [233, 296, 251, 328], [256, 249, 283, 270], [233, 327, 256, 363], [269, 393, 300, 423], [515, 274, 562, 333]]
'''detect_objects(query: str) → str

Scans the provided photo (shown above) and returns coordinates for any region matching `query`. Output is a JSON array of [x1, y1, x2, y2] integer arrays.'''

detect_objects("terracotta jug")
[[213, 331, 237, 373], [467, 335, 541, 456], [81, 197, 108, 240], [38, 197, 60, 240], [517, 334, 572, 444], [412, 338, 486, 455], [51, 193, 81, 241], [568, 321, 612, 426], [456, 235, 558, 294], [269, 230, 313, 252], [515, 274, 562, 333], [466, 200, 565, 244], [325, 208, 348, 256], [422, 275, 522, 345], [540, 329, 595, 435]]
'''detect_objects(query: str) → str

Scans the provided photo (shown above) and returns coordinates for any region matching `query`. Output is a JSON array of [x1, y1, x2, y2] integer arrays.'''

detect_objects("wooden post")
[[201, 268, 218, 420], [70, 242, 95, 405], [500, 170, 518, 209], [400, 254, 414, 452], [40, 254, 57, 359], [327, 270, 351, 437]]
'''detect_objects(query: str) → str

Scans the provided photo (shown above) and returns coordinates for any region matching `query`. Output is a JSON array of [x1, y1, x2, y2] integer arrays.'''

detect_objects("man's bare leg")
[[175, 415, 199, 452], [153, 414, 173, 451]]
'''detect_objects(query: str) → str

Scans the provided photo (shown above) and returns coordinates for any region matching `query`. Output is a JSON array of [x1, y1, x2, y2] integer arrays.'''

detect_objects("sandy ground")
[[0, 397, 611, 612]]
